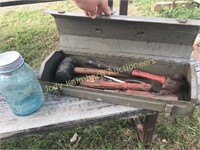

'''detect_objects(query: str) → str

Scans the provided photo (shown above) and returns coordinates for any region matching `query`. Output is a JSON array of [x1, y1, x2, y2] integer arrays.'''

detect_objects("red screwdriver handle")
[[132, 70, 167, 84]]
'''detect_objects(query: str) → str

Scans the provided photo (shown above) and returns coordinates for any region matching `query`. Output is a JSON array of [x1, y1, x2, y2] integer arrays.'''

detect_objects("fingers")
[[84, 10, 97, 19], [97, 5, 103, 15], [100, 0, 112, 15], [84, 10, 90, 16], [73, 0, 111, 18], [88, 9, 97, 19], [84, 9, 97, 19]]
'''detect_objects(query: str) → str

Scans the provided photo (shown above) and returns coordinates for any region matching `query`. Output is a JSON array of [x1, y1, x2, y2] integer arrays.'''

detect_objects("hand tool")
[[103, 75, 126, 83], [103, 76, 146, 84], [124, 79, 146, 84], [103, 76, 149, 86], [55, 57, 129, 83], [80, 80, 152, 91], [101, 76, 179, 99], [78, 74, 152, 91], [74, 68, 129, 77], [86, 60, 185, 94]]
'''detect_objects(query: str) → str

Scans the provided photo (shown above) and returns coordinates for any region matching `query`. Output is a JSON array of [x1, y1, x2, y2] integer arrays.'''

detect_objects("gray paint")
[[60, 35, 192, 63], [46, 11, 200, 63]]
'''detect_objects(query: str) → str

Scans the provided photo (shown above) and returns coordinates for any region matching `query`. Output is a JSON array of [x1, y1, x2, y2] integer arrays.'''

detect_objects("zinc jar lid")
[[0, 51, 24, 74]]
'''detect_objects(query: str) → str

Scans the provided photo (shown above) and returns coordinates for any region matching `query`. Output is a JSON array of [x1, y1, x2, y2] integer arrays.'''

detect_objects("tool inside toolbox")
[[40, 50, 192, 102]]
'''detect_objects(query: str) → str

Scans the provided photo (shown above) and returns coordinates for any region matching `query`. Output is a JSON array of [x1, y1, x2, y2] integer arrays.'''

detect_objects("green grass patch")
[[0, 10, 56, 68], [156, 107, 200, 149], [155, 3, 200, 19], [132, 0, 200, 19], [0, 1, 78, 68]]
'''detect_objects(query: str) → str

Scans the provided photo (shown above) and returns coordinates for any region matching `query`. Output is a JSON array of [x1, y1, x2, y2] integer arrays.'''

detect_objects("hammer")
[[86, 60, 185, 94], [56, 57, 152, 91], [55, 57, 129, 83]]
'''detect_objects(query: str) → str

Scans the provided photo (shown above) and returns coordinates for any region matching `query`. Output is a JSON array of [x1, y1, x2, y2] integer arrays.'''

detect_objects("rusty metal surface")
[[133, 116, 144, 142], [143, 114, 159, 147]]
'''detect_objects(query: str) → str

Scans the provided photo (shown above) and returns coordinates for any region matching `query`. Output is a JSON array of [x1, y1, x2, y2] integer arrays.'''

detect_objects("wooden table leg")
[[133, 113, 158, 148]]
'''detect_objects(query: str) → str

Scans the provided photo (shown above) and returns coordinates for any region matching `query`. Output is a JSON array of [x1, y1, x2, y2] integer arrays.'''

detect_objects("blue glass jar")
[[0, 51, 44, 115]]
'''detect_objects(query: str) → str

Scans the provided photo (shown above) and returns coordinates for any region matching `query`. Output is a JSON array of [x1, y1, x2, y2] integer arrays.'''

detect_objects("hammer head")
[[159, 74, 185, 95], [55, 57, 77, 83]]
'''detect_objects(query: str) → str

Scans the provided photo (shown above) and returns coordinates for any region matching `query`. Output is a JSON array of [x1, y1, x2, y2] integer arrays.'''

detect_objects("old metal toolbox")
[[39, 10, 200, 116]]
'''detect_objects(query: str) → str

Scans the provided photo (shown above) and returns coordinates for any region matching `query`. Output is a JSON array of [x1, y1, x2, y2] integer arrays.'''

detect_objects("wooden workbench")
[[0, 92, 155, 139]]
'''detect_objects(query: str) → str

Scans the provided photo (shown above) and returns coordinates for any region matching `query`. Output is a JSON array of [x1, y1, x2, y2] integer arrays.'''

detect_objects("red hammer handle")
[[81, 80, 152, 91], [131, 70, 167, 84]]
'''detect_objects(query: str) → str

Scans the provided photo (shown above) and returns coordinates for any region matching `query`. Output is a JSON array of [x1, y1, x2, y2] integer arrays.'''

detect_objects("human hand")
[[73, 0, 111, 19]]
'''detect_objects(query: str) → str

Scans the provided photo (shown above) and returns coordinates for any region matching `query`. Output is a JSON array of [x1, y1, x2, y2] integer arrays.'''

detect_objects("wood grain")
[[0, 93, 154, 139]]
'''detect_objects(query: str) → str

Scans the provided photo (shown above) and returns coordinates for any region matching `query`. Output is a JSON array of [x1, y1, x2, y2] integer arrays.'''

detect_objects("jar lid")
[[0, 51, 24, 73]]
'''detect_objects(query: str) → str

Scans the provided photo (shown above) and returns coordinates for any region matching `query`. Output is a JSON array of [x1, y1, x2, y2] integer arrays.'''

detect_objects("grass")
[[0, 1, 78, 68], [0, 11, 55, 68], [131, 0, 200, 19], [155, 3, 200, 19], [0, 1, 200, 149]]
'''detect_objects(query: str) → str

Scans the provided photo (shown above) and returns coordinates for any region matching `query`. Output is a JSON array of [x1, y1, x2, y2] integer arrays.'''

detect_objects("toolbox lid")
[[46, 10, 200, 63]]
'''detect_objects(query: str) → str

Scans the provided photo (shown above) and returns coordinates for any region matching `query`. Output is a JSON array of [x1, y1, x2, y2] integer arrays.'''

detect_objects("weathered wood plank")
[[0, 93, 154, 139]]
